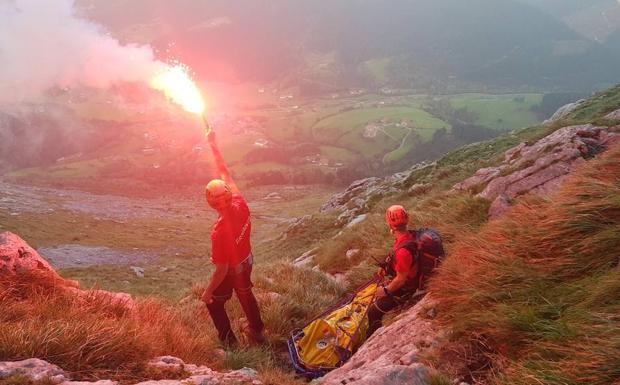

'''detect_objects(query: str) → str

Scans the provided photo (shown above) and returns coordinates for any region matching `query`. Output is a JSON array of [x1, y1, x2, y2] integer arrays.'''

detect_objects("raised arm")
[[206, 130, 240, 194]]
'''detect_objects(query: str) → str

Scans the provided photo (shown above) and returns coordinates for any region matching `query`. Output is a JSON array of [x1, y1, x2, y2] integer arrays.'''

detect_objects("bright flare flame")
[[151, 65, 205, 114]]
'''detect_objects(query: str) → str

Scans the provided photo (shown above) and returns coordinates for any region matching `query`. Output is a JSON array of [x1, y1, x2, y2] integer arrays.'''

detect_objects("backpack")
[[384, 228, 445, 289]]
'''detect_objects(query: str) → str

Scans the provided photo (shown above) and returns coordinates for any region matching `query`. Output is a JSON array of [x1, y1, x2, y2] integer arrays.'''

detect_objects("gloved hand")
[[206, 128, 215, 143], [376, 267, 386, 278]]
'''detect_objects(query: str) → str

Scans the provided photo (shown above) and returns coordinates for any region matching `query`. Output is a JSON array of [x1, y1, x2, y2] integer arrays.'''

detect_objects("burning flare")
[[151, 64, 205, 114]]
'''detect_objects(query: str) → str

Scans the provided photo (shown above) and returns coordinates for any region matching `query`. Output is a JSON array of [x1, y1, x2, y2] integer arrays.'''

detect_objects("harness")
[[230, 253, 253, 275], [383, 229, 444, 290]]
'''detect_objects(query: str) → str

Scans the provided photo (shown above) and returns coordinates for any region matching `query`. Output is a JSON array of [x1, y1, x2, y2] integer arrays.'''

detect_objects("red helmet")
[[205, 179, 232, 210], [385, 205, 409, 229]]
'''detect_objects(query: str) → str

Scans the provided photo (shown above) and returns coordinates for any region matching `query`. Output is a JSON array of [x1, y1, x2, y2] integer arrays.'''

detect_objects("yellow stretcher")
[[288, 280, 378, 377]]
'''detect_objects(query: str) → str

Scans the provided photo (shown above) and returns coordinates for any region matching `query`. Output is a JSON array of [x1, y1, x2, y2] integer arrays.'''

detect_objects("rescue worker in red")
[[367, 205, 420, 336], [201, 129, 265, 347]]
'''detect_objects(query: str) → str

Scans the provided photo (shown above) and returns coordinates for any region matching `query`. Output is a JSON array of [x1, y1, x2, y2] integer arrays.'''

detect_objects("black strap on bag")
[[382, 228, 445, 289]]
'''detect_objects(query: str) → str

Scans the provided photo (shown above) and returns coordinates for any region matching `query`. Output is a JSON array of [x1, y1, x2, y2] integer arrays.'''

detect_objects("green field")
[[449, 93, 543, 131], [309, 106, 450, 160], [9, 91, 544, 190]]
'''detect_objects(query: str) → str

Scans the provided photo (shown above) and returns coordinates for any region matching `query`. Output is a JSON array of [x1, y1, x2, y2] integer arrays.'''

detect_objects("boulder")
[[0, 232, 135, 308], [321, 296, 440, 385], [346, 214, 367, 228], [0, 356, 263, 385], [0, 358, 68, 383], [454, 125, 618, 218], [0, 232, 68, 282], [147, 356, 260, 383]]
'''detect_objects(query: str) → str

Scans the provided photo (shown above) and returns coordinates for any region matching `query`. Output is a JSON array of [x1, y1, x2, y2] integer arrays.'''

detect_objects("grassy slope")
[[281, 85, 620, 383], [432, 143, 620, 385], [1, 86, 616, 384]]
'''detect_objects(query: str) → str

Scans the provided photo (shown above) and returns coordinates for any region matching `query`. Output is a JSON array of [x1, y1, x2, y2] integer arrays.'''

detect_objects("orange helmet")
[[385, 205, 409, 229], [205, 179, 232, 210]]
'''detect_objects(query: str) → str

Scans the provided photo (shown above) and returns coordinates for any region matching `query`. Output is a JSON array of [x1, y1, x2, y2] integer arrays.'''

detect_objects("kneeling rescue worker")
[[367, 204, 444, 337], [201, 129, 265, 347]]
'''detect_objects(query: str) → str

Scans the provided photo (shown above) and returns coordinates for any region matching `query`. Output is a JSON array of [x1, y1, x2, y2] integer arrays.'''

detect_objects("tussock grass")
[[0, 271, 219, 381], [430, 143, 620, 384]]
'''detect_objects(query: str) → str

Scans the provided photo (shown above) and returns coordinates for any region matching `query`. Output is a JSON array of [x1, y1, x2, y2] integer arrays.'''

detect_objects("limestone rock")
[[145, 357, 259, 385], [321, 296, 440, 385], [0, 358, 68, 383], [293, 248, 317, 267], [0, 357, 259, 385], [605, 108, 620, 121], [147, 356, 185, 371], [453, 167, 500, 192], [61, 381, 118, 385], [543, 99, 585, 124], [346, 214, 367, 228], [0, 232, 67, 281], [454, 125, 618, 218], [346, 249, 360, 260], [321, 163, 434, 228], [327, 273, 347, 287], [321, 177, 382, 213], [131, 266, 145, 278], [0, 232, 135, 308]]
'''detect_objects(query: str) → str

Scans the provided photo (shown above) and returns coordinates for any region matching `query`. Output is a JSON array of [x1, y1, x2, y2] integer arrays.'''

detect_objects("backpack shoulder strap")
[[393, 230, 420, 265]]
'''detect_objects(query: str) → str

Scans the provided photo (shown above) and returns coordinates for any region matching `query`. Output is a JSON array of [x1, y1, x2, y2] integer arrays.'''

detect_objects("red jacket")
[[211, 194, 252, 266]]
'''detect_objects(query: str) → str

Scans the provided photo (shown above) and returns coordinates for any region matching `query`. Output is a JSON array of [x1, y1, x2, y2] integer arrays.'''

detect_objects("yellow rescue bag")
[[288, 280, 378, 377]]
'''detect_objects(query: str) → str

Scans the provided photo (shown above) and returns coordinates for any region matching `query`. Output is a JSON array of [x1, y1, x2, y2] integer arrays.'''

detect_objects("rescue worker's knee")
[[208, 294, 232, 308]]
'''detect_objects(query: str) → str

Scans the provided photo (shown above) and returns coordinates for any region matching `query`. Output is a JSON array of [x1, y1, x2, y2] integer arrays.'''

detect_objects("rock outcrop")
[[321, 163, 433, 227], [605, 108, 620, 121], [543, 99, 586, 124], [0, 359, 69, 383], [320, 296, 440, 385], [454, 124, 618, 218], [0, 357, 260, 385], [0, 232, 67, 280], [0, 231, 134, 307]]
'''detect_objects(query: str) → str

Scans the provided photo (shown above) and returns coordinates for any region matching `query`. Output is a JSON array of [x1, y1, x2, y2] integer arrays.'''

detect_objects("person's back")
[[211, 194, 252, 268], [201, 131, 265, 347], [366, 205, 422, 336]]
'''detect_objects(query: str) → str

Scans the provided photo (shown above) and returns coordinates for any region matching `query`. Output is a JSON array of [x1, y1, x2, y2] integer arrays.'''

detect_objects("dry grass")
[[0, 271, 220, 382], [430, 143, 620, 384]]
